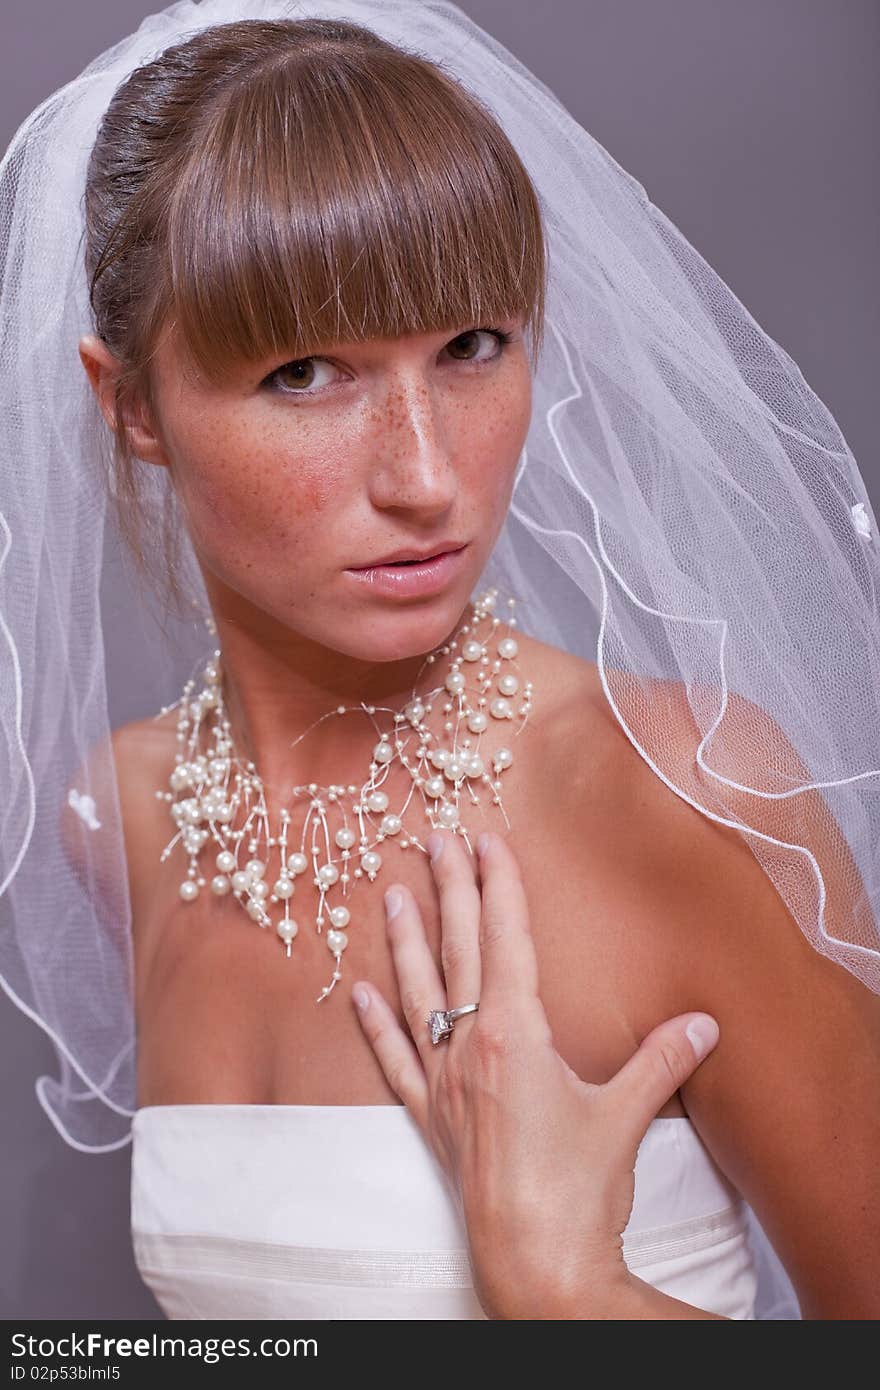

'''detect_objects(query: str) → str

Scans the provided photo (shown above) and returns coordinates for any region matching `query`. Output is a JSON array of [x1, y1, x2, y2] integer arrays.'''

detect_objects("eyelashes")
[[262, 325, 517, 400]]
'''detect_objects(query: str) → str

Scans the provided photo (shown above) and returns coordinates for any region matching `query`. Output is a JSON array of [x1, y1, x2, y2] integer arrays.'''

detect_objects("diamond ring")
[[427, 1002, 480, 1044]]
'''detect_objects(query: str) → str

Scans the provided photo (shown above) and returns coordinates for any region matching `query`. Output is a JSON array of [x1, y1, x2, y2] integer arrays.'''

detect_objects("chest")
[[129, 730, 686, 1116]]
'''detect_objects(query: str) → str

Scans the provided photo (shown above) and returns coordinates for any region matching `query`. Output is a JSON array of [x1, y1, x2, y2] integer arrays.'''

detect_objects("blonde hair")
[[84, 16, 547, 614]]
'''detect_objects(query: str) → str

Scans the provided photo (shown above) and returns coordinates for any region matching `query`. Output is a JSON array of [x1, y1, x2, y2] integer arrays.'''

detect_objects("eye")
[[445, 326, 516, 363], [262, 326, 516, 399], [263, 356, 342, 396]]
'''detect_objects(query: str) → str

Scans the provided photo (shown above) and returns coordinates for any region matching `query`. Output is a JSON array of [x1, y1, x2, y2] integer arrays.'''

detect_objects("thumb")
[[601, 1012, 720, 1152]]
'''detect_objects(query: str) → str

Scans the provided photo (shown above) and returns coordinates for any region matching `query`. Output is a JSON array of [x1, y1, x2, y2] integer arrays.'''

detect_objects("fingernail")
[[384, 886, 403, 920], [686, 1015, 719, 1061], [476, 832, 490, 858], [352, 983, 370, 1014], [427, 832, 444, 863]]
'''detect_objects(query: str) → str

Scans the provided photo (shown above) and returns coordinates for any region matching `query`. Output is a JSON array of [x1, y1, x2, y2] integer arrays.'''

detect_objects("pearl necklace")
[[154, 589, 533, 1003]]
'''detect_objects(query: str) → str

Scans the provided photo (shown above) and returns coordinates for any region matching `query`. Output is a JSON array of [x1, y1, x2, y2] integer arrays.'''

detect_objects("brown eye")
[[446, 327, 514, 363], [274, 361, 315, 388], [264, 356, 341, 396], [272, 358, 316, 391]]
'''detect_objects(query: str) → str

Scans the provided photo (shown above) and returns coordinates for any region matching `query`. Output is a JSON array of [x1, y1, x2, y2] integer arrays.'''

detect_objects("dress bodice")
[[130, 1103, 759, 1319]]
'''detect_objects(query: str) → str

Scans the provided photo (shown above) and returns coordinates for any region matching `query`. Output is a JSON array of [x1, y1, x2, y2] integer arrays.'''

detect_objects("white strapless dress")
[[130, 1105, 762, 1319], [128, 1100, 756, 1317]]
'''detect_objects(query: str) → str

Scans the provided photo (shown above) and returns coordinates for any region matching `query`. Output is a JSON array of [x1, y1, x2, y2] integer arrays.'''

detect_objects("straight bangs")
[[154, 44, 547, 386]]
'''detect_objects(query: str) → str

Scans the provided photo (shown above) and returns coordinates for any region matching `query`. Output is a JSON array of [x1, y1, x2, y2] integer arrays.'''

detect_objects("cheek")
[[174, 420, 342, 556], [462, 366, 531, 495]]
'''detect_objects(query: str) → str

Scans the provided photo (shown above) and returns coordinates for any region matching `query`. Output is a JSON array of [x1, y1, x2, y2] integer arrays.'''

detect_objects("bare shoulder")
[[597, 682, 880, 1318], [56, 706, 176, 920], [516, 639, 835, 1027]]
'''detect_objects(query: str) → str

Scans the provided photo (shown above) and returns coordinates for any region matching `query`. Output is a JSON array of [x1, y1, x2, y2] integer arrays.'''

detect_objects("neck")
[[200, 594, 487, 799]]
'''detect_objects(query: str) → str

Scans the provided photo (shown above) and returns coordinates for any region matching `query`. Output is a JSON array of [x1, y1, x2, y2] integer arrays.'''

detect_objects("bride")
[[3, 0, 879, 1321]]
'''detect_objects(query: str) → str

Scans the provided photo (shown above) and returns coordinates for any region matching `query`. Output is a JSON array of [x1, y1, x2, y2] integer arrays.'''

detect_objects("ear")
[[77, 332, 169, 469]]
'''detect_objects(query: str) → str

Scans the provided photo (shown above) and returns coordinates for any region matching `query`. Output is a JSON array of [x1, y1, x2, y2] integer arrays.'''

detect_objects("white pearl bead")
[[277, 919, 298, 943], [424, 775, 445, 798], [380, 814, 401, 835], [327, 929, 348, 953], [405, 700, 426, 723], [444, 671, 466, 694], [494, 747, 513, 770], [250, 880, 269, 900], [246, 858, 266, 880], [286, 852, 309, 875], [466, 756, 484, 778], [437, 802, 460, 828], [334, 827, 356, 849], [444, 758, 466, 781], [361, 851, 382, 874], [179, 880, 199, 901], [429, 748, 448, 769], [216, 850, 236, 873], [498, 636, 518, 659], [170, 766, 191, 791], [231, 870, 251, 893], [467, 712, 488, 734], [273, 877, 294, 899], [210, 875, 231, 896], [246, 899, 265, 921], [498, 673, 519, 696], [462, 640, 484, 661], [213, 803, 233, 822], [490, 697, 512, 719], [373, 741, 393, 763], [329, 905, 350, 929]]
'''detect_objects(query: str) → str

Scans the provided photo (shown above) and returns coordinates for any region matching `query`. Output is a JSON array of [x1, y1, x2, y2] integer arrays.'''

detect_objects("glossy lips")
[[344, 545, 468, 598]]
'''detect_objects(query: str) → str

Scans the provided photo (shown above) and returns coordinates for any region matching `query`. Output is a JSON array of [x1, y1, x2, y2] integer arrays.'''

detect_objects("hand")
[[350, 827, 720, 1320]]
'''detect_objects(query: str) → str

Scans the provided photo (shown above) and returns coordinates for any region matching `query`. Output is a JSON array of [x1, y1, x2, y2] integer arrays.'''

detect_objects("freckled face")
[[148, 318, 533, 658]]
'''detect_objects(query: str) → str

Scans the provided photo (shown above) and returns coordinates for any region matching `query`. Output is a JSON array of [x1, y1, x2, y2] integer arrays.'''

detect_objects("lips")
[[344, 543, 468, 597], [353, 541, 465, 568]]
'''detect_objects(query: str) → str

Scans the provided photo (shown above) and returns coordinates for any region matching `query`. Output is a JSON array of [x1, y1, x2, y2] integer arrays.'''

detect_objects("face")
[[80, 314, 533, 665]]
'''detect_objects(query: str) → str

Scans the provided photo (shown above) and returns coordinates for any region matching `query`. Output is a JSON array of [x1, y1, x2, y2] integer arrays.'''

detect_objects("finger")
[[426, 828, 482, 1019], [601, 1012, 720, 1154], [383, 881, 449, 1080], [476, 831, 543, 1014], [351, 980, 430, 1135]]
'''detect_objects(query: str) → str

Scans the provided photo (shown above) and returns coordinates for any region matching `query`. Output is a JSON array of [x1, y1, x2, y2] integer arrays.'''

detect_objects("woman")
[[2, 0, 878, 1320]]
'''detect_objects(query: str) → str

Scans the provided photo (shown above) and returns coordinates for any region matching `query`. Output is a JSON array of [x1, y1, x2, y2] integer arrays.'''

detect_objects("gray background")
[[1, 0, 877, 1319]]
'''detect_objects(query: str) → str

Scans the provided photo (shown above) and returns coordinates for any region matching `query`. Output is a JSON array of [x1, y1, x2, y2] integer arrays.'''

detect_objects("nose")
[[367, 380, 458, 517]]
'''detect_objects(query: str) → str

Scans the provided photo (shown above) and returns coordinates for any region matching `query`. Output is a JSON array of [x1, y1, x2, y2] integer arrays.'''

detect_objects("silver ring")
[[427, 1002, 480, 1044]]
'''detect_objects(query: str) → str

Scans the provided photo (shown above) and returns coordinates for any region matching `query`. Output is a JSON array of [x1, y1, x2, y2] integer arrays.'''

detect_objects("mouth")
[[344, 544, 469, 597], [350, 541, 467, 569]]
